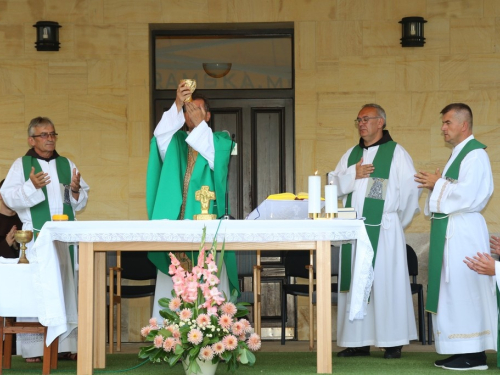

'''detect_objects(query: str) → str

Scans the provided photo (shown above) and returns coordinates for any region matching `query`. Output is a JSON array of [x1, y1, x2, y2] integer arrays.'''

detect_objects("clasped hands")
[[29, 167, 82, 195]]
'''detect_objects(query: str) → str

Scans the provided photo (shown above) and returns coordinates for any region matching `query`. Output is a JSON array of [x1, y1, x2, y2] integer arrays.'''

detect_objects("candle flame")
[[314, 170, 318, 175]]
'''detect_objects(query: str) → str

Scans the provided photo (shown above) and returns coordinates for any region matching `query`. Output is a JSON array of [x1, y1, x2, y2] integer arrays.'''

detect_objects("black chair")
[[281, 246, 339, 349], [108, 251, 157, 353], [406, 244, 426, 345]]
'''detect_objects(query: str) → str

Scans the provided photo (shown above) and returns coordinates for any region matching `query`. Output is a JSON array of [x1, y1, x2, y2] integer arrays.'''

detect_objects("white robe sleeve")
[[67, 158, 89, 212], [186, 122, 215, 170], [327, 146, 357, 199], [153, 102, 186, 161], [0, 158, 45, 211], [428, 149, 493, 215], [394, 145, 422, 229]]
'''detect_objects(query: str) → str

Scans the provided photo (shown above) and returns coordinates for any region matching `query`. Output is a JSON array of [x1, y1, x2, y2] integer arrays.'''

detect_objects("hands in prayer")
[[414, 168, 441, 190], [5, 225, 17, 247], [355, 158, 374, 180]]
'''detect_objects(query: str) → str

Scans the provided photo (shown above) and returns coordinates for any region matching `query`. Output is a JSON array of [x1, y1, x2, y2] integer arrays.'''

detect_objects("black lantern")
[[399, 17, 427, 47], [33, 21, 61, 51]]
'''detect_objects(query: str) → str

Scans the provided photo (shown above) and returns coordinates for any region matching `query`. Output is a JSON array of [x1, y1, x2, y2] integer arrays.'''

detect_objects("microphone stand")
[[220, 134, 236, 220]]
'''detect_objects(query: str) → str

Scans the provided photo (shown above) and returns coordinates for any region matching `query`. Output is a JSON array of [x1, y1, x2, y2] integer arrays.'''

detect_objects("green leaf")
[[239, 348, 249, 364], [158, 297, 171, 308]]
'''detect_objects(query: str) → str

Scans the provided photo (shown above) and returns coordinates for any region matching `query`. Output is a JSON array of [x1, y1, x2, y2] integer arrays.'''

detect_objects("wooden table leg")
[[77, 242, 94, 375], [315, 241, 332, 374], [252, 250, 261, 336], [94, 252, 106, 368]]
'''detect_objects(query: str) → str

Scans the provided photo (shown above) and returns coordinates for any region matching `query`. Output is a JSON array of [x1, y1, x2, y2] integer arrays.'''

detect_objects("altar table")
[[31, 219, 374, 374]]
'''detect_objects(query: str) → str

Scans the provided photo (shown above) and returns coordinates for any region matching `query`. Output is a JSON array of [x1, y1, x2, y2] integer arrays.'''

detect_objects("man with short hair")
[[0, 116, 89, 361], [329, 103, 421, 359], [147, 81, 239, 319], [415, 103, 497, 371]]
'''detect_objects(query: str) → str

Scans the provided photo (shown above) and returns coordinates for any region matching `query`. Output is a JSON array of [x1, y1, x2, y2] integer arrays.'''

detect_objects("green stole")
[[21, 155, 76, 267], [426, 139, 486, 314], [146, 131, 240, 296], [339, 141, 397, 292]]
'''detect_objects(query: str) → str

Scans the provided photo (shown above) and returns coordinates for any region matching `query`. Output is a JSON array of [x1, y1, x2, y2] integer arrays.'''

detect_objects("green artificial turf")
[[3, 351, 498, 374]]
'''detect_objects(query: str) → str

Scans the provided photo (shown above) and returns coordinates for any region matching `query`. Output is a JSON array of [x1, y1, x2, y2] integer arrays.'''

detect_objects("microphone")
[[220, 133, 236, 220]]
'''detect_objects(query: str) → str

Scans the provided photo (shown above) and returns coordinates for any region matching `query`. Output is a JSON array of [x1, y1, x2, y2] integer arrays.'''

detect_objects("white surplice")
[[0, 156, 89, 358], [426, 135, 497, 354], [329, 142, 421, 348]]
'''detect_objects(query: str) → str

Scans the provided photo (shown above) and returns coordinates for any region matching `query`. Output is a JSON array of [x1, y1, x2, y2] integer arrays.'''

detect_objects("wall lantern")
[[399, 17, 427, 47], [33, 21, 61, 51]]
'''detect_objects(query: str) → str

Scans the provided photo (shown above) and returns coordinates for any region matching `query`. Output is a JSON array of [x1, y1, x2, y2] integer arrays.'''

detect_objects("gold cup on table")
[[14, 230, 33, 264], [180, 79, 196, 102]]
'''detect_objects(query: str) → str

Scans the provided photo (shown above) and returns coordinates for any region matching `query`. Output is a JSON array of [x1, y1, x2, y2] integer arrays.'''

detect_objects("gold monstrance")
[[14, 230, 33, 264], [193, 185, 216, 220]]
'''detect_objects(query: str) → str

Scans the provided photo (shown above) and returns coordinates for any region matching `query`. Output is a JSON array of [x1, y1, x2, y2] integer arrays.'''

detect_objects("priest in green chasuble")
[[146, 82, 239, 319]]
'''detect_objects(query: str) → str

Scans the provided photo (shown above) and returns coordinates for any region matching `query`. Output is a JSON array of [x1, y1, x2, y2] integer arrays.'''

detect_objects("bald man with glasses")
[[0, 116, 89, 362], [328, 103, 421, 359]]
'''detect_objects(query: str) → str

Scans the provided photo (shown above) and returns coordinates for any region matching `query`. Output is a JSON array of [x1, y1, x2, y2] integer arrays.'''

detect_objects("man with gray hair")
[[0, 116, 89, 362], [415, 103, 496, 370], [328, 104, 421, 359]]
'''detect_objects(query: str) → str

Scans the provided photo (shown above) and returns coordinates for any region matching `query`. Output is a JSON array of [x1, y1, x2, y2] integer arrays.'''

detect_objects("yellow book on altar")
[[266, 192, 324, 200]]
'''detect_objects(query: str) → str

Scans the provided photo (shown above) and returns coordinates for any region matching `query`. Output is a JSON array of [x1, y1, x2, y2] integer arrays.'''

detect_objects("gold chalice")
[[14, 230, 33, 264], [180, 79, 196, 102]]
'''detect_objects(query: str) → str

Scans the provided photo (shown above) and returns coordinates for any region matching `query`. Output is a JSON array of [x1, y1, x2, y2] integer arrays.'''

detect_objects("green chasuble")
[[146, 130, 240, 296]]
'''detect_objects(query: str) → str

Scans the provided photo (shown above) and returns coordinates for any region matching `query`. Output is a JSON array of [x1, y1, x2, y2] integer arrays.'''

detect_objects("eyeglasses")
[[31, 132, 58, 139], [354, 116, 381, 126]]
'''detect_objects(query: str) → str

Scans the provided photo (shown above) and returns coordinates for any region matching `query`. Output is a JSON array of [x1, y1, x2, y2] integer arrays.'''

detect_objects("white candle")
[[308, 175, 321, 214], [325, 184, 338, 214]]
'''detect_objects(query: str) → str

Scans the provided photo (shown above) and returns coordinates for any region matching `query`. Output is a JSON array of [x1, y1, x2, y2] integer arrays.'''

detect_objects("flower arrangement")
[[139, 228, 261, 374]]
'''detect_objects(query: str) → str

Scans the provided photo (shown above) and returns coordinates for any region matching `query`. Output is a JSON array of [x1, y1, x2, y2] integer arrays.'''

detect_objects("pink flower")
[[163, 337, 176, 352], [140, 326, 151, 337], [206, 305, 218, 316], [179, 308, 193, 321], [196, 314, 210, 327], [218, 314, 233, 330], [187, 328, 203, 345], [169, 252, 180, 267], [197, 247, 206, 268], [231, 321, 244, 336], [149, 317, 158, 329], [212, 341, 225, 355], [199, 345, 214, 361], [222, 335, 238, 351], [206, 274, 219, 286], [220, 302, 237, 316], [239, 318, 252, 333], [247, 333, 261, 351], [207, 261, 217, 273], [169, 297, 181, 311], [153, 334, 164, 348]]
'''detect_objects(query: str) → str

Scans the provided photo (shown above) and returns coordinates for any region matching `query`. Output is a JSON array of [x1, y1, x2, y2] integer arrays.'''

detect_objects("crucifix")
[[193, 185, 217, 220]]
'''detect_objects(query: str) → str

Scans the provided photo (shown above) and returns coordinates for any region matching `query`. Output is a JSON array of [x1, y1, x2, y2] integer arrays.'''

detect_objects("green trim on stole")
[[21, 155, 75, 267], [426, 139, 486, 314], [146, 131, 240, 296], [339, 141, 397, 292]]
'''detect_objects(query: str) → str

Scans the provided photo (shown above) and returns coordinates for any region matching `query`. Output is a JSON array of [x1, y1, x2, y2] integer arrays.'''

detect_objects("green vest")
[[146, 131, 240, 296], [426, 138, 486, 314], [340, 141, 397, 292]]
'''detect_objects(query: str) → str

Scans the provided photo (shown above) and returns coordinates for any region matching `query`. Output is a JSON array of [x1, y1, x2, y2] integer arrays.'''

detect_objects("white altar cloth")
[[31, 219, 374, 347]]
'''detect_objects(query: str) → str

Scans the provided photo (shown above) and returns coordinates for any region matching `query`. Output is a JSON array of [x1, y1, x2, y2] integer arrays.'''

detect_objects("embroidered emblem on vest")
[[366, 177, 387, 200]]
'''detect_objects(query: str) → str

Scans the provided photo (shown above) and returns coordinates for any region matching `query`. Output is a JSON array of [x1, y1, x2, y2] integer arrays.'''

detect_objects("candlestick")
[[325, 184, 338, 214], [308, 175, 321, 214]]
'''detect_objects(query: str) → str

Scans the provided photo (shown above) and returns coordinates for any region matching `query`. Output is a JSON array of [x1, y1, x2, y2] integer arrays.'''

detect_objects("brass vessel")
[[14, 230, 33, 264]]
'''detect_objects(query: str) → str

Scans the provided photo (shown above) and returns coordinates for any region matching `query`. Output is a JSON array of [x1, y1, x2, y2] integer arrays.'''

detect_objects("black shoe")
[[384, 346, 402, 359], [337, 346, 370, 357], [442, 352, 487, 371], [434, 354, 462, 368]]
